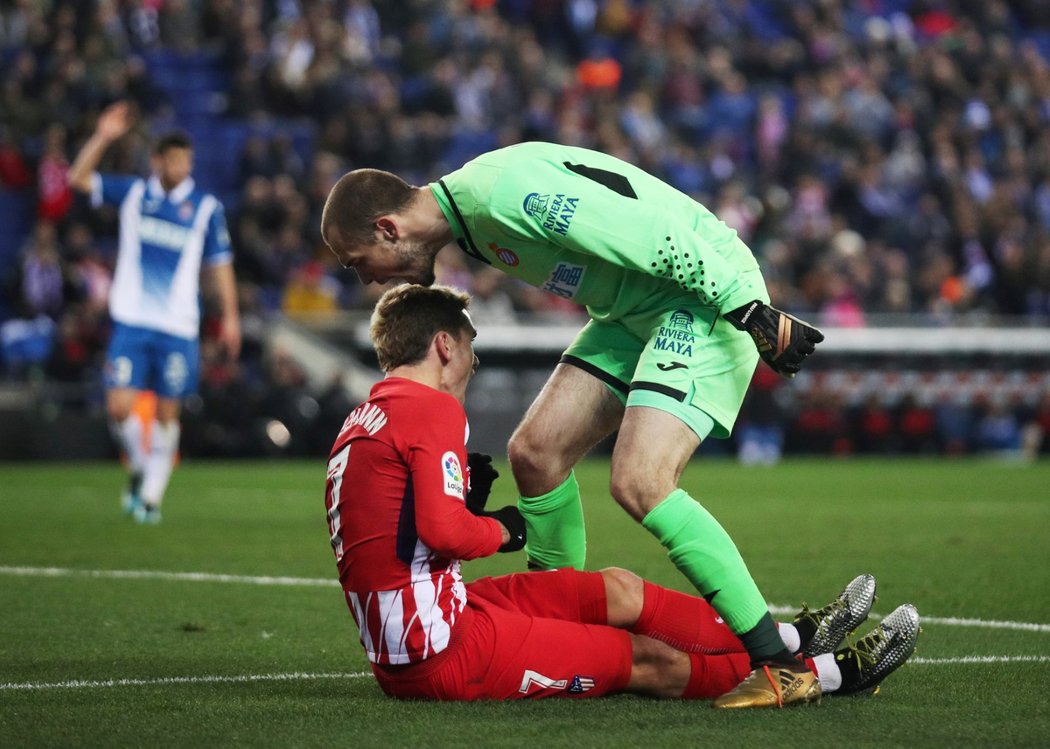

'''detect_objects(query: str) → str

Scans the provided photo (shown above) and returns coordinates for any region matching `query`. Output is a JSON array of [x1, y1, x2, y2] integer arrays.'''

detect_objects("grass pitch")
[[1, 458, 1048, 748]]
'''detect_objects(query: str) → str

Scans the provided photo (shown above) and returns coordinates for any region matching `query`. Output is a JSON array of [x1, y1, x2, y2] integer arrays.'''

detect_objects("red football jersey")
[[325, 377, 503, 664]]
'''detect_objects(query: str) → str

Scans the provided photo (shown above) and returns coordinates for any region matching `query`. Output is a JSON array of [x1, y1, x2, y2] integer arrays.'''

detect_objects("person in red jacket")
[[324, 283, 919, 704]]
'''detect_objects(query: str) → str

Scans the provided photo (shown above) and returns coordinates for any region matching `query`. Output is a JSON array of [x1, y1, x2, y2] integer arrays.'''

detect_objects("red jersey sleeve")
[[404, 391, 503, 560]]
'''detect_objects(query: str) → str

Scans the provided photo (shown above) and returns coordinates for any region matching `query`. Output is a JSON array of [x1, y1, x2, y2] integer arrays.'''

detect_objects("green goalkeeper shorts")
[[562, 286, 762, 440]]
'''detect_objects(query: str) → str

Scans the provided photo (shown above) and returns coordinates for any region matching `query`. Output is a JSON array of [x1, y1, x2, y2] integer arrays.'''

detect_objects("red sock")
[[681, 652, 752, 699], [631, 581, 746, 654]]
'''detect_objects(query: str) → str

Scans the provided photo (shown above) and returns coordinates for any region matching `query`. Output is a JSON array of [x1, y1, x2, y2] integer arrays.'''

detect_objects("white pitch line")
[[766, 604, 1050, 634], [4, 658, 1048, 692], [917, 615, 1050, 634], [911, 655, 1050, 665], [0, 671, 372, 692], [0, 565, 339, 588], [3, 566, 1049, 634]]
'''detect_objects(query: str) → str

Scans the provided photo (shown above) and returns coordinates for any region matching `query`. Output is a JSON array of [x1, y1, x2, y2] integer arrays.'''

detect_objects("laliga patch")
[[442, 451, 465, 498]]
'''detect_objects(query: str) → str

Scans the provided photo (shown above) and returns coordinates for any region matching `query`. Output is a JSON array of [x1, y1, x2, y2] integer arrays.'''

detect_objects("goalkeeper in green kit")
[[321, 142, 826, 708]]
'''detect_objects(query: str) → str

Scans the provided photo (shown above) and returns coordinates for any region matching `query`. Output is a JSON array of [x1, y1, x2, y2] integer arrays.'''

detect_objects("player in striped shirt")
[[326, 284, 919, 705], [68, 102, 240, 524]]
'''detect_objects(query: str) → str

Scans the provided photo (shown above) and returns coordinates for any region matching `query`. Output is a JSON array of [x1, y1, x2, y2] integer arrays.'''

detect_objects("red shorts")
[[371, 569, 633, 700]]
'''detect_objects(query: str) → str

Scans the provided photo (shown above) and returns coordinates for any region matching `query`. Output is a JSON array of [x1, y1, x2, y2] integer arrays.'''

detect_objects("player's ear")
[[375, 216, 398, 241], [435, 331, 454, 364]]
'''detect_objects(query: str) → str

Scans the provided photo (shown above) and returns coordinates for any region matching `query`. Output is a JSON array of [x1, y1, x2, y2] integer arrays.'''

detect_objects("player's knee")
[[155, 400, 181, 423], [106, 399, 133, 422], [609, 469, 653, 522], [506, 432, 537, 477], [508, 429, 569, 484], [627, 634, 688, 698], [610, 461, 680, 521], [600, 567, 644, 628]]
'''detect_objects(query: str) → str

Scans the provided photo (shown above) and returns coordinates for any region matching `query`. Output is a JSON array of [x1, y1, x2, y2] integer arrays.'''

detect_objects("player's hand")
[[218, 316, 241, 361], [724, 300, 824, 378], [466, 452, 499, 514], [96, 101, 132, 142], [485, 505, 526, 553]]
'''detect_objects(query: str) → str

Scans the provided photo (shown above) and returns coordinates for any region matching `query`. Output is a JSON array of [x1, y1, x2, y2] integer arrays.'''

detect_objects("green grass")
[[1, 458, 1049, 748]]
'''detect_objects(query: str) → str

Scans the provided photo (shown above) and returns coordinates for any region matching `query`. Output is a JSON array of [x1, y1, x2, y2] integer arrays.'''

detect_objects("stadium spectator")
[[281, 259, 340, 318], [1025, 391, 1050, 456], [789, 389, 850, 455], [0, 0, 1047, 459], [319, 142, 826, 708], [325, 282, 920, 705], [934, 386, 976, 456], [67, 101, 240, 524], [37, 125, 73, 224], [735, 363, 787, 465], [849, 393, 896, 455], [63, 221, 112, 319], [468, 266, 519, 326], [18, 221, 67, 320], [7, 0, 1050, 325], [973, 395, 1023, 455], [896, 393, 939, 454], [45, 303, 102, 387], [0, 125, 32, 189]]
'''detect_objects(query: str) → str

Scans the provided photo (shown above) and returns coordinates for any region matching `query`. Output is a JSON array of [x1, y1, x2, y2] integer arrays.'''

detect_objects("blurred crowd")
[[732, 363, 1050, 461], [2, 0, 1050, 457]]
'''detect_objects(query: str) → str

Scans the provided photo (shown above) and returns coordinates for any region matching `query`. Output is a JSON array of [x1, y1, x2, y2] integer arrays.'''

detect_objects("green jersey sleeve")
[[431, 143, 766, 320]]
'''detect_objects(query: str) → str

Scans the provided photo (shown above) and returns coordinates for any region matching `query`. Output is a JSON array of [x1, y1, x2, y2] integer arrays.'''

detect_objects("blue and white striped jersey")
[[91, 173, 232, 340]]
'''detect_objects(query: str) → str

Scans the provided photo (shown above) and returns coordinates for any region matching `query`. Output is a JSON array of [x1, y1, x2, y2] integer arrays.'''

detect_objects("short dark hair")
[[321, 168, 415, 247], [154, 130, 192, 155], [370, 284, 474, 371]]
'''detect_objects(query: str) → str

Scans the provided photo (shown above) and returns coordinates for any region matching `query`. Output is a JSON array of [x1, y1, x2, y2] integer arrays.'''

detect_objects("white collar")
[[147, 175, 195, 203]]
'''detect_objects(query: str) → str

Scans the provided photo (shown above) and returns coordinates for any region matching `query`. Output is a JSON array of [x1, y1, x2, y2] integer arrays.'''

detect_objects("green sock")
[[518, 471, 586, 570], [641, 489, 771, 637]]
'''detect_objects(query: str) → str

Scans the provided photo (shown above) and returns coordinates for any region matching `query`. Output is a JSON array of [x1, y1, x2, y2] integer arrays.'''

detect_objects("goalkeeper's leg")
[[518, 472, 587, 570], [612, 406, 797, 668], [508, 362, 625, 570]]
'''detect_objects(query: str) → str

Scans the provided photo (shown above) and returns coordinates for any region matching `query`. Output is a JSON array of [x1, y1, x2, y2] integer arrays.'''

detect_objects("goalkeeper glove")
[[466, 452, 499, 514], [724, 300, 824, 378]]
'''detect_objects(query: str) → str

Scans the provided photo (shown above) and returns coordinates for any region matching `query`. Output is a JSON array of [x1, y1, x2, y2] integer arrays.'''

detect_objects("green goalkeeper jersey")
[[430, 142, 767, 322]]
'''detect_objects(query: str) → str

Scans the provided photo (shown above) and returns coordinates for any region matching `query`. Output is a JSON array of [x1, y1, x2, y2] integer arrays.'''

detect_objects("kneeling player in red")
[[324, 284, 919, 705]]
